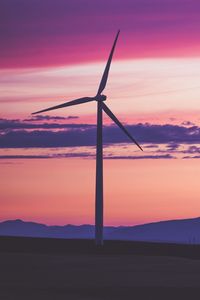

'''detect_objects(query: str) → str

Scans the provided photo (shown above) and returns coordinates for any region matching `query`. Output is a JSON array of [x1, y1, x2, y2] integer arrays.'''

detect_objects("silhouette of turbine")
[[32, 30, 143, 246]]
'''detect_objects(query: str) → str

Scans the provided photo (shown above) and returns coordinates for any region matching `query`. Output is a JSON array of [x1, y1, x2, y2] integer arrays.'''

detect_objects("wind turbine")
[[32, 30, 143, 246]]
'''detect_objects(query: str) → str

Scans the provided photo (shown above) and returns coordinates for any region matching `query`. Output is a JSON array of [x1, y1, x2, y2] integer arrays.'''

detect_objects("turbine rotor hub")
[[95, 94, 107, 102]]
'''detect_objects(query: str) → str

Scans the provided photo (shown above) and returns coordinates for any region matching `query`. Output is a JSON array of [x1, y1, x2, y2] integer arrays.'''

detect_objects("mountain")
[[0, 219, 114, 239], [107, 217, 200, 244], [0, 217, 200, 244]]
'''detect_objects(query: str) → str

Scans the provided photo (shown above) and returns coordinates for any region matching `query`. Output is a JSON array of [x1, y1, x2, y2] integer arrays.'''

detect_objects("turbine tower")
[[32, 30, 143, 246]]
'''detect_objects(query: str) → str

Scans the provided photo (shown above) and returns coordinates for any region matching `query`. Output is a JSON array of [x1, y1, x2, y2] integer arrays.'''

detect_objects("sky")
[[1, 0, 200, 226]]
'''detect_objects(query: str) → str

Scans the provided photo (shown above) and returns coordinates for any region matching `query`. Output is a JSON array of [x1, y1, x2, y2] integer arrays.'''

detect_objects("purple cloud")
[[0, 118, 93, 130], [104, 154, 174, 160], [1, 122, 200, 148], [0, 153, 94, 159], [181, 121, 195, 126], [0, 153, 174, 160], [167, 142, 180, 151], [24, 115, 79, 122], [183, 145, 200, 154], [183, 155, 200, 159], [144, 144, 159, 149]]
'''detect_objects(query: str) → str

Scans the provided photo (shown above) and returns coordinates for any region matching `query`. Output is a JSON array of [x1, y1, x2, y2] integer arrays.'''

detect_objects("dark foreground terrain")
[[1, 236, 200, 300]]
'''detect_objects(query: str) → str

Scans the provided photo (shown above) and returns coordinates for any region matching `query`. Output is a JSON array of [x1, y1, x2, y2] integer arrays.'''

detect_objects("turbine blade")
[[102, 102, 143, 151], [32, 97, 94, 115], [97, 30, 120, 95]]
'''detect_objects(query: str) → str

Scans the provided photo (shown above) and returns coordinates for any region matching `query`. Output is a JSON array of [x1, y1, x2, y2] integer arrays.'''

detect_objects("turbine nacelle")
[[94, 94, 107, 102]]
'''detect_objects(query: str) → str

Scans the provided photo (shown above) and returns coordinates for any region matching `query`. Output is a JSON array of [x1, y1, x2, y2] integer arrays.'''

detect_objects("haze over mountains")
[[0, 217, 200, 244]]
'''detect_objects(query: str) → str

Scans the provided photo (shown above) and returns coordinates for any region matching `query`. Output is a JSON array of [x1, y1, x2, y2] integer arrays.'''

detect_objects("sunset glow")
[[1, 0, 200, 226]]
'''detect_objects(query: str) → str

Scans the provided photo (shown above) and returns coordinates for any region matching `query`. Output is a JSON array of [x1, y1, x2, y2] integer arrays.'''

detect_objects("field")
[[1, 236, 200, 299]]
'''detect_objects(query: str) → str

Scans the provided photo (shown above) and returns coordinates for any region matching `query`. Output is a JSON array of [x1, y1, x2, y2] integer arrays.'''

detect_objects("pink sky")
[[1, 0, 200, 226], [1, 158, 200, 226], [1, 0, 200, 68]]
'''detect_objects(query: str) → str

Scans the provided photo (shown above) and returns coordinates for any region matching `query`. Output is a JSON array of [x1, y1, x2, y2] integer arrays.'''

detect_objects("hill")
[[1, 217, 200, 244]]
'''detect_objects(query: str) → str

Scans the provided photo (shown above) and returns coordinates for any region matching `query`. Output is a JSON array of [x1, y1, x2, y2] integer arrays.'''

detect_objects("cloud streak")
[[0, 154, 174, 160], [0, 153, 94, 159], [104, 154, 174, 160], [0, 118, 93, 130], [24, 115, 79, 122], [1, 120, 200, 148]]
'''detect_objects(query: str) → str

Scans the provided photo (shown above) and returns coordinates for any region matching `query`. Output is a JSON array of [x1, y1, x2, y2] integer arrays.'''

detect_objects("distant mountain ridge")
[[0, 217, 200, 244]]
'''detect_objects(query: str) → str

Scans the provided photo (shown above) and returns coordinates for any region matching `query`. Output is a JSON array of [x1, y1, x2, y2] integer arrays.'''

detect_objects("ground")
[[1, 237, 200, 299]]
